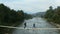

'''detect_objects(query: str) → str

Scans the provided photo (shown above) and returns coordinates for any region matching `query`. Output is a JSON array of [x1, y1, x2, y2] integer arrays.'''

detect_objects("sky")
[[0, 0, 60, 14]]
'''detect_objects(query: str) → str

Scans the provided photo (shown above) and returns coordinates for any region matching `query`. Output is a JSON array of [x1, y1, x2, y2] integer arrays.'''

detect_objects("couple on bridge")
[[24, 22, 35, 28]]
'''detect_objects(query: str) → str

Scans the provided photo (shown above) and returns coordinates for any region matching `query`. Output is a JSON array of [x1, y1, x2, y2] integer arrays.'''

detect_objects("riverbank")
[[0, 21, 24, 34], [44, 18, 60, 28], [50, 22, 60, 28]]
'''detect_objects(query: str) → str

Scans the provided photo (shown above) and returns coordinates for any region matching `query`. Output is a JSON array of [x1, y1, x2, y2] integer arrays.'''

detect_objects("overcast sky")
[[0, 0, 60, 14]]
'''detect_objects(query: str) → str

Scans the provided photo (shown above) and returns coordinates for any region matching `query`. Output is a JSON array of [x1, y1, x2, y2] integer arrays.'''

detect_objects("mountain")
[[33, 12, 46, 17]]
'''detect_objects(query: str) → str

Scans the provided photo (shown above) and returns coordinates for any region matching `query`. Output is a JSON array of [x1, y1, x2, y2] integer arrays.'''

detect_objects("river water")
[[12, 17, 60, 34]]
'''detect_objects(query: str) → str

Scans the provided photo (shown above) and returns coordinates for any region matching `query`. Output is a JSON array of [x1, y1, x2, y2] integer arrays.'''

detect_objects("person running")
[[24, 22, 26, 28], [33, 23, 35, 28]]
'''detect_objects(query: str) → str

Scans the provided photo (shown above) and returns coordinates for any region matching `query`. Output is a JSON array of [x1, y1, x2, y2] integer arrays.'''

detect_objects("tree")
[[0, 3, 25, 25], [45, 6, 60, 24]]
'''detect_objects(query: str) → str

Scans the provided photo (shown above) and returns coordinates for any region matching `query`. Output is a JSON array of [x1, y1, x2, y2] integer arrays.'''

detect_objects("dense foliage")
[[0, 3, 33, 34], [45, 6, 60, 24], [0, 4, 24, 26], [24, 13, 33, 20]]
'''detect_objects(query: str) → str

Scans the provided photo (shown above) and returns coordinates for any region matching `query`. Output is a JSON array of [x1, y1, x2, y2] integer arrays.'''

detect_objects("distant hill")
[[33, 12, 46, 17]]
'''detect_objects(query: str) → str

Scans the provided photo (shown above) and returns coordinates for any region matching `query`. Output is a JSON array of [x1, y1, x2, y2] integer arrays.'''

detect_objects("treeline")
[[24, 13, 33, 20], [0, 4, 25, 26], [0, 3, 33, 34], [45, 6, 60, 24]]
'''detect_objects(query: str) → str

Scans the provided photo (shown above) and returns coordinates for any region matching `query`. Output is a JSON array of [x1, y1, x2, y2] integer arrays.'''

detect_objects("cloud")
[[55, 0, 60, 6], [0, 0, 59, 14]]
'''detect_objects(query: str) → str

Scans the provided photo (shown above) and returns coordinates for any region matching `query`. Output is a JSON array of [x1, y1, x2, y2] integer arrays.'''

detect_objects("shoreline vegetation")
[[0, 3, 33, 34], [44, 6, 60, 27]]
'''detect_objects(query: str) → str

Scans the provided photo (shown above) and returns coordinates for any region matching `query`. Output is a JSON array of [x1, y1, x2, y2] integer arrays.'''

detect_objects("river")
[[12, 17, 60, 34]]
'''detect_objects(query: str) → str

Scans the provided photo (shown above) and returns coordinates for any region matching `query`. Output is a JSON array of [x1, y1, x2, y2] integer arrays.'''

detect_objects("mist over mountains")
[[32, 12, 46, 17]]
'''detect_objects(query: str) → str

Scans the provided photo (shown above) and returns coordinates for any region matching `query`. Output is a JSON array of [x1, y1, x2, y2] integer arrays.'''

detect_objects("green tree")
[[45, 6, 60, 24], [0, 3, 25, 25]]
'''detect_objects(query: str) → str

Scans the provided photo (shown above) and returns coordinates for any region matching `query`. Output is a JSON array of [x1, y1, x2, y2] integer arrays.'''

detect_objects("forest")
[[0, 3, 33, 34], [45, 6, 60, 24]]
